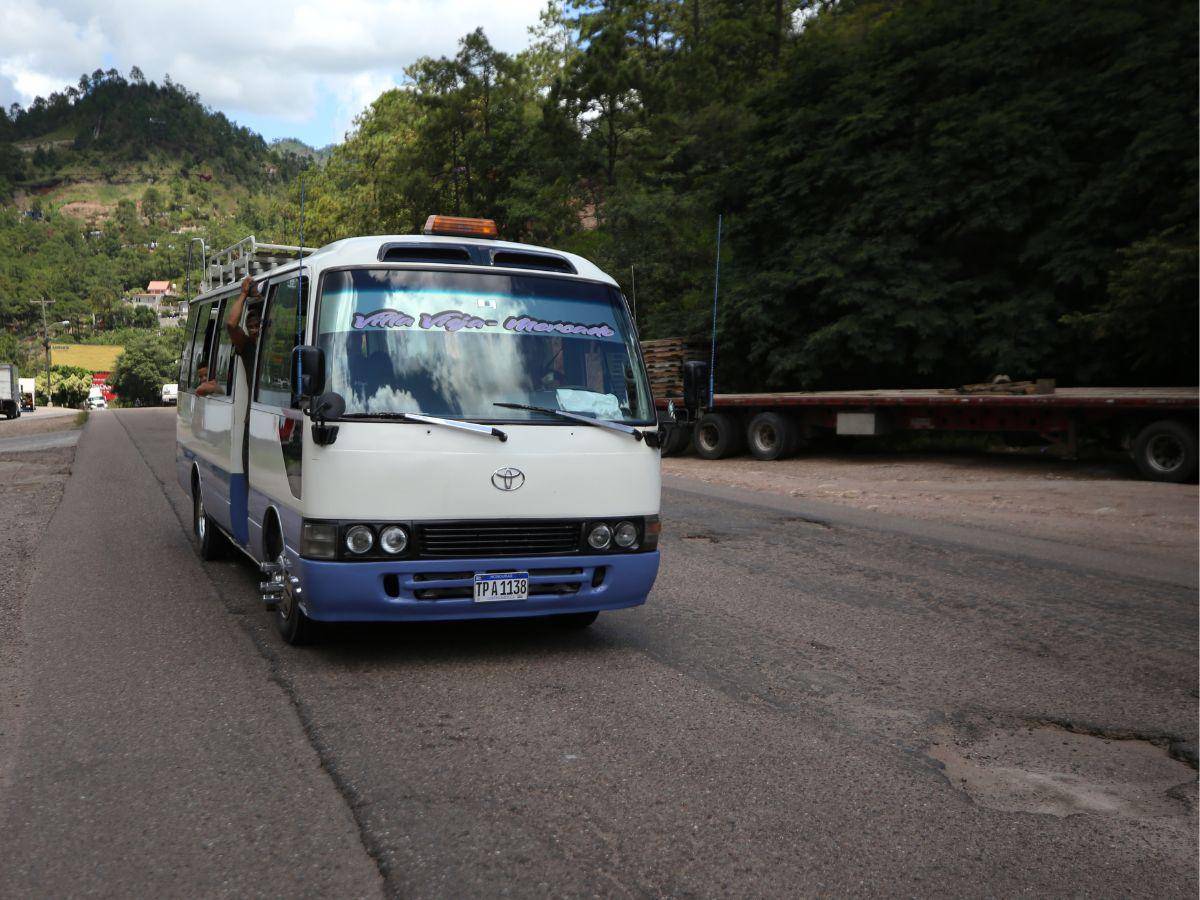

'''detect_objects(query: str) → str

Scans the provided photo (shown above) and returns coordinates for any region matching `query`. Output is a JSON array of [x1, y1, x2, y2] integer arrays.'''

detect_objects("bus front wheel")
[[265, 523, 317, 646]]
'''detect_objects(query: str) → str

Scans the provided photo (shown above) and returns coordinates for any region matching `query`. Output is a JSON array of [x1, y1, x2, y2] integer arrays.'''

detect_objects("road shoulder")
[[663, 473, 1199, 589]]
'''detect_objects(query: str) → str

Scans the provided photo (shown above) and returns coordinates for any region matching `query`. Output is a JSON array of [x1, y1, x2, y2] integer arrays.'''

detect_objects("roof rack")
[[203, 235, 317, 292]]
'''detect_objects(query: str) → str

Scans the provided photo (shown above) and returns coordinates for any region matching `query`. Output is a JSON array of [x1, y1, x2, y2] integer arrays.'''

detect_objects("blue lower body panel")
[[293, 551, 659, 623]]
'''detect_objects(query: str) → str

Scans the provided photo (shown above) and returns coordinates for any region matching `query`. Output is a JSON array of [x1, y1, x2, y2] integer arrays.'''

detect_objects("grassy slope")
[[16, 144, 253, 221]]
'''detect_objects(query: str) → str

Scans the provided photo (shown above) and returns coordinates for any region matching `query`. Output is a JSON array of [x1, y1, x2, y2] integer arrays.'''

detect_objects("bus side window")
[[180, 302, 201, 385], [255, 277, 305, 408], [186, 302, 215, 391], [211, 294, 236, 395]]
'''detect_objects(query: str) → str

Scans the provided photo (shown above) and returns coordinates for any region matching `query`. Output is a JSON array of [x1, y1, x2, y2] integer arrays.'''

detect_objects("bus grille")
[[415, 521, 583, 558]]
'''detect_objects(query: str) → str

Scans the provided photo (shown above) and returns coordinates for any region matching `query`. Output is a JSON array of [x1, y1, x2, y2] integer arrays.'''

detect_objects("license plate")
[[473, 572, 530, 603]]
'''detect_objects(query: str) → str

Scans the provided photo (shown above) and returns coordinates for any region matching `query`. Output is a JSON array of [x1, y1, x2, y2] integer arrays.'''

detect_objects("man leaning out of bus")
[[226, 276, 263, 376]]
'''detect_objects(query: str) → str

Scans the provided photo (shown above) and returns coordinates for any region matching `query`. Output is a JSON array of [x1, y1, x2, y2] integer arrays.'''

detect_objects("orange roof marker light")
[[422, 215, 499, 239]]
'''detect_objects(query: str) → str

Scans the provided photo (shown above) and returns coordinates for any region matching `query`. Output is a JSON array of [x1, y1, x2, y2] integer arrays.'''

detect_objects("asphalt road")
[[2, 408, 1195, 898]]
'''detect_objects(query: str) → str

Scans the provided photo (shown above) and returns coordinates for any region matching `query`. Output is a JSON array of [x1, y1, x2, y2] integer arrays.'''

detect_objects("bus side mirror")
[[291, 345, 325, 400], [682, 360, 709, 414]]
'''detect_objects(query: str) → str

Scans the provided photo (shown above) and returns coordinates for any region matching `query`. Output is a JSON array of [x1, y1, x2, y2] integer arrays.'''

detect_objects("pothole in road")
[[779, 515, 832, 530], [927, 721, 1197, 819]]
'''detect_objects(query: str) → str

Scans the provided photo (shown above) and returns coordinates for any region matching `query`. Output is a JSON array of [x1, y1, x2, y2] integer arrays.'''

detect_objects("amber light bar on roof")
[[422, 215, 499, 239]]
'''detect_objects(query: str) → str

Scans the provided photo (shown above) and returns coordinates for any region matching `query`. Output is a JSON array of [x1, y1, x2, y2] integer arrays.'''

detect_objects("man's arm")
[[225, 276, 258, 351]]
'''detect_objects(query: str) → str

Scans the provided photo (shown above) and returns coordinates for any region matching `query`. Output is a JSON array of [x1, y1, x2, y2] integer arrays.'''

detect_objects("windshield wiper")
[[493, 402, 643, 441], [340, 411, 507, 442]]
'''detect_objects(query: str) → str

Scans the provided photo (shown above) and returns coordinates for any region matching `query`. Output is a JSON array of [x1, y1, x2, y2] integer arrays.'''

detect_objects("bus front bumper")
[[291, 551, 660, 623]]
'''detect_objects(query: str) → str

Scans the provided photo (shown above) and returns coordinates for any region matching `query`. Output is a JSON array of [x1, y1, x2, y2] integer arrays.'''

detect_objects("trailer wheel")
[[746, 412, 798, 461], [694, 412, 744, 459], [660, 422, 693, 457], [1132, 420, 1197, 483]]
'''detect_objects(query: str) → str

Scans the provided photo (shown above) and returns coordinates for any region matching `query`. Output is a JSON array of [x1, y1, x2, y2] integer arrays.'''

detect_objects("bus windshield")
[[317, 268, 654, 424]]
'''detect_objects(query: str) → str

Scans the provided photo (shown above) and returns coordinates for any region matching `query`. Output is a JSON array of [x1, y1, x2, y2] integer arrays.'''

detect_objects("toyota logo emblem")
[[491, 467, 525, 492]]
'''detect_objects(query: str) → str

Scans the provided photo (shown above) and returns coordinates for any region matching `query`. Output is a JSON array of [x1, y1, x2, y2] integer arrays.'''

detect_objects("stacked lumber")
[[640, 337, 708, 401], [942, 378, 1056, 396]]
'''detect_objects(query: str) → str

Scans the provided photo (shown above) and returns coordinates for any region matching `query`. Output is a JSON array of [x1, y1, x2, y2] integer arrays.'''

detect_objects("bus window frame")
[[186, 300, 218, 392], [253, 274, 308, 410]]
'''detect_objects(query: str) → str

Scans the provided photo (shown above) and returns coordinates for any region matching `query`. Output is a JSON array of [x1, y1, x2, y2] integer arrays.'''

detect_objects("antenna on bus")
[[708, 214, 723, 408], [298, 172, 305, 265]]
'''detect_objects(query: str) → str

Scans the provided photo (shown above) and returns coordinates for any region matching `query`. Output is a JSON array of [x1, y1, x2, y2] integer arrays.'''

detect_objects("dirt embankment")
[[662, 452, 1198, 563], [0, 409, 85, 439]]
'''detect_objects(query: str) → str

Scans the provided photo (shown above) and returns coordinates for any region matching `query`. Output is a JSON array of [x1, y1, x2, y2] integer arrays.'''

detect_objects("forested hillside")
[[1, 0, 1196, 391], [0, 67, 308, 200], [0, 68, 310, 370]]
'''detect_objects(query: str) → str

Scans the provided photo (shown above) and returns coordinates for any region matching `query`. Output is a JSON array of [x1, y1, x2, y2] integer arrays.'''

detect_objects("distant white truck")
[[86, 386, 107, 410], [0, 364, 20, 419], [162, 383, 178, 405], [18, 377, 36, 412]]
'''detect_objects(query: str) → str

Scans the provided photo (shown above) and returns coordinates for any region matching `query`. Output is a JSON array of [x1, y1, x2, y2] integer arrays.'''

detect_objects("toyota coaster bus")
[[177, 218, 662, 644]]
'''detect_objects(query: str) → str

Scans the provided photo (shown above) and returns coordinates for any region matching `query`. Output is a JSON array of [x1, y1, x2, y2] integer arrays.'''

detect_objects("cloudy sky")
[[0, 0, 547, 147]]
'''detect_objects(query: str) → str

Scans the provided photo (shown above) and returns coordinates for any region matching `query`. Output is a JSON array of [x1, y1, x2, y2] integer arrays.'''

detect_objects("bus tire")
[[694, 412, 744, 459], [266, 521, 317, 646], [746, 412, 796, 461], [660, 423, 693, 457], [1132, 419, 1197, 483], [193, 478, 227, 560]]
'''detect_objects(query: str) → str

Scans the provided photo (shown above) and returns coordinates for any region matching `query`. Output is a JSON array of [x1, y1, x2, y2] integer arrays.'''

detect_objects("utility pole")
[[30, 298, 54, 405]]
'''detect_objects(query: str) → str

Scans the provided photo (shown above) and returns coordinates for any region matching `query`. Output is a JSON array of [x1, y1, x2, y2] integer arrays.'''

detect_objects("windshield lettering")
[[502, 315, 615, 339], [351, 305, 617, 340], [352, 308, 415, 329]]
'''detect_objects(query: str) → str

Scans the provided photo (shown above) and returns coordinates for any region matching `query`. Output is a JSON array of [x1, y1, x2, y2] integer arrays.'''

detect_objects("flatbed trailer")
[[658, 381, 1200, 483]]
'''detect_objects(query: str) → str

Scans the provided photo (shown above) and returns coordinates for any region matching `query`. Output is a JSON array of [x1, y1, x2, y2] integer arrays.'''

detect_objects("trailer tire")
[[694, 412, 744, 459], [1132, 420, 1197, 483], [746, 412, 797, 461], [660, 422, 693, 457]]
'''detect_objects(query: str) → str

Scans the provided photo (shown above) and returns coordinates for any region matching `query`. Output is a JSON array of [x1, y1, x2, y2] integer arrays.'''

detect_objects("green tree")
[[34, 365, 93, 407], [723, 0, 1198, 389], [109, 332, 180, 405], [142, 185, 163, 220]]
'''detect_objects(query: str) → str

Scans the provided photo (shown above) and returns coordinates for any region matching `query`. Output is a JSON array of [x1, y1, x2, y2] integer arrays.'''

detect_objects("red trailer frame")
[[658, 387, 1200, 482]]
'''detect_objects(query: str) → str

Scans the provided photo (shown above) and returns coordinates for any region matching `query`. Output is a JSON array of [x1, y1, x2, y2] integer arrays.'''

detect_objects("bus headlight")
[[379, 525, 408, 555], [587, 523, 612, 550], [613, 521, 638, 548], [345, 525, 374, 554]]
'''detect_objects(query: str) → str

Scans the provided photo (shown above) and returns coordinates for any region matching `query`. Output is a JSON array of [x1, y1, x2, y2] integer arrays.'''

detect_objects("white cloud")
[[0, 0, 545, 140], [331, 71, 400, 142]]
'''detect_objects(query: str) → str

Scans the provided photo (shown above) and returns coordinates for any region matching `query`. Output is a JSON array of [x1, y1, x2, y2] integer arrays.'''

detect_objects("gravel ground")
[[662, 452, 1198, 567], [0, 442, 77, 798]]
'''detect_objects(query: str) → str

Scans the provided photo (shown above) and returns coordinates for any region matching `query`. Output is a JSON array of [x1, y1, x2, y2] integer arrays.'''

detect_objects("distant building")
[[127, 280, 180, 316]]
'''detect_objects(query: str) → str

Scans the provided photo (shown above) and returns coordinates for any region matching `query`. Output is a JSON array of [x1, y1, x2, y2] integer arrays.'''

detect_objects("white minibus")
[[177, 218, 662, 643]]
